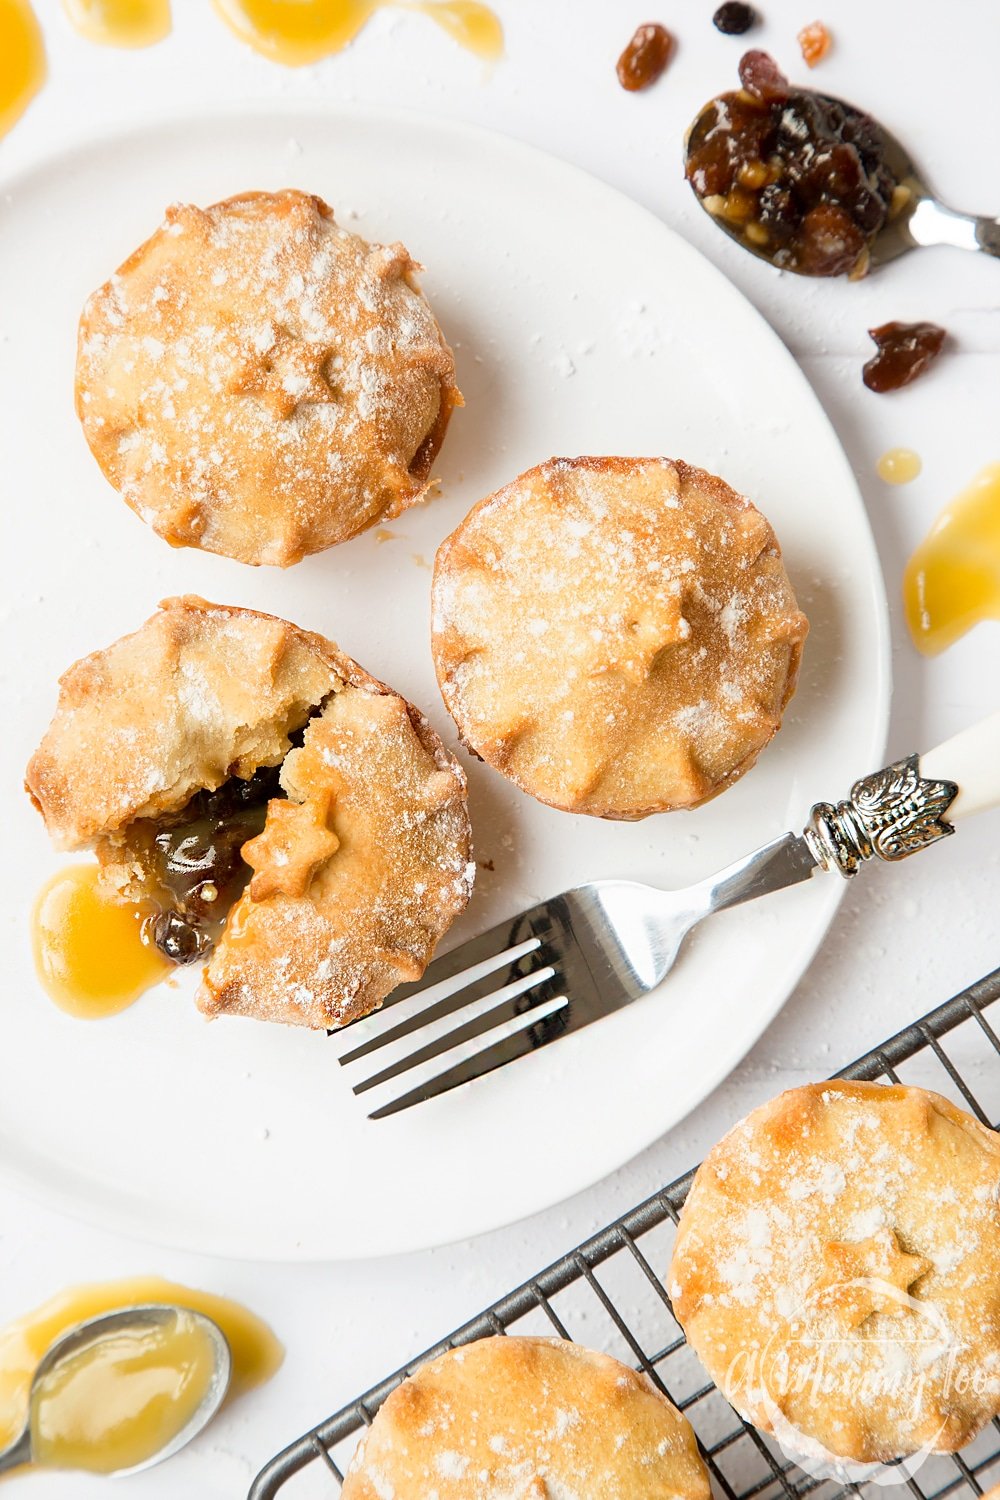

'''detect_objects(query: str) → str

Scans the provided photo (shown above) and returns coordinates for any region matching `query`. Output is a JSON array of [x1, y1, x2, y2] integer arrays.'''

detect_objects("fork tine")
[[339, 940, 551, 1065], [366, 996, 570, 1119], [353, 967, 560, 1094], [340, 902, 556, 1028]]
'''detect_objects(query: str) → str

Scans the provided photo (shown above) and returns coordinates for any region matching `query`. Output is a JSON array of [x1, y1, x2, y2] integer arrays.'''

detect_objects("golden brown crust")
[[431, 457, 808, 819], [199, 684, 475, 1029], [76, 190, 461, 566], [341, 1336, 712, 1499], [668, 1081, 1000, 1465], [25, 597, 473, 1030], [26, 596, 340, 849]]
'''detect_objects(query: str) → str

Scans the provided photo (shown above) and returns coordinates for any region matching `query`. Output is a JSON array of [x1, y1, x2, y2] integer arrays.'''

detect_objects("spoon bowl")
[[685, 83, 1000, 274], [0, 1303, 231, 1478]]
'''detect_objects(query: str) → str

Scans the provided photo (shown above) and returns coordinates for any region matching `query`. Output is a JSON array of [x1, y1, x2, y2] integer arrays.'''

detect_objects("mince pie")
[[342, 1336, 711, 1499], [76, 190, 461, 567], [431, 456, 808, 819], [26, 597, 473, 1029], [669, 1081, 1000, 1465]]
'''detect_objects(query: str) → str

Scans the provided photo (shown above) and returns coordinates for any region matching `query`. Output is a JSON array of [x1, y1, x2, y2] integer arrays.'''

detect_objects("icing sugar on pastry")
[[668, 1081, 1000, 1466], [25, 597, 473, 1030], [75, 190, 461, 566], [432, 456, 807, 819], [341, 1336, 712, 1499]]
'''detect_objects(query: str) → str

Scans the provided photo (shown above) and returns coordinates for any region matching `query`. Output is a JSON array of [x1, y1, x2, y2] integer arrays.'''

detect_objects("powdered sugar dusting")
[[201, 667, 473, 1031], [77, 190, 458, 566], [671, 1082, 1000, 1464], [433, 457, 807, 816], [341, 1337, 709, 1499]]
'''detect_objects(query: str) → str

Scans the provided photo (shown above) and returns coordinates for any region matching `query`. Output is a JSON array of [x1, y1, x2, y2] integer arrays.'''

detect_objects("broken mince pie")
[[26, 597, 474, 1029]]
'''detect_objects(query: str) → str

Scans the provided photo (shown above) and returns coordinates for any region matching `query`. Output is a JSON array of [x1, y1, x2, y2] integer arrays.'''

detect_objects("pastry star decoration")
[[242, 793, 340, 902], [228, 325, 338, 419], [811, 1228, 933, 1330], [612, 595, 688, 684]]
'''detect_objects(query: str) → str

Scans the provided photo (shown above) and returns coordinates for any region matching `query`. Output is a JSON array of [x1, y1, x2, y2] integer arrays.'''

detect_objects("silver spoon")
[[0, 1304, 231, 1478], [685, 86, 1000, 273]]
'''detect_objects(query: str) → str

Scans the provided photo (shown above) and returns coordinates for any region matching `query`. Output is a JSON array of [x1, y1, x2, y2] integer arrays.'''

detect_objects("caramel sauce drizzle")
[[213, 0, 503, 64], [0, 0, 46, 139], [905, 463, 1000, 655], [61, 0, 172, 48], [1, 0, 500, 139], [877, 447, 921, 486], [32, 864, 169, 1019]]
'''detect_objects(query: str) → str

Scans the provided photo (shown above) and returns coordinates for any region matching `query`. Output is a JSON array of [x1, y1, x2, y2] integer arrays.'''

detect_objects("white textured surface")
[[0, 1, 998, 1495]]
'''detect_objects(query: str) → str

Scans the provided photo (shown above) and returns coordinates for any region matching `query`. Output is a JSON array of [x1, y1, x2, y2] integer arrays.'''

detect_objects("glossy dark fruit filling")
[[125, 720, 317, 965], [140, 762, 284, 963], [863, 321, 946, 393], [686, 50, 899, 276]]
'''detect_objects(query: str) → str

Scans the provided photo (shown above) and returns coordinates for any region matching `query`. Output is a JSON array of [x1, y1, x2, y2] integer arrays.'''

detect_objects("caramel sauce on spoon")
[[0, 1279, 282, 1472], [30, 1311, 218, 1473], [213, 0, 503, 64]]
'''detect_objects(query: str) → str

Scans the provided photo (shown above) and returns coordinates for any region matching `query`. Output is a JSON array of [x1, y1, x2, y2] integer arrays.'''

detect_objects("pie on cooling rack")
[[25, 596, 474, 1029], [75, 189, 461, 567], [668, 1080, 1000, 1465], [431, 456, 808, 818], [341, 1335, 712, 1499]]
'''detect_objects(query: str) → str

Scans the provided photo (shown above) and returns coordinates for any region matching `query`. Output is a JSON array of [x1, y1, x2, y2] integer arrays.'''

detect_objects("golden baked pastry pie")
[[76, 190, 461, 567], [26, 597, 473, 1029], [341, 1336, 711, 1499], [431, 457, 808, 819], [668, 1081, 1000, 1466]]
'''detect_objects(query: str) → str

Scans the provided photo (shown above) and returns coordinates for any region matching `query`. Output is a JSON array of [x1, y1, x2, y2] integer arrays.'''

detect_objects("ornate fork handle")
[[803, 710, 1000, 878], [805, 755, 958, 877]]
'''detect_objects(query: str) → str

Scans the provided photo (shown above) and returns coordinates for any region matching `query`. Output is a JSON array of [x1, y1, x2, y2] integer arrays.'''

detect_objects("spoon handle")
[[909, 197, 1000, 258], [973, 216, 1000, 257], [0, 1427, 32, 1475]]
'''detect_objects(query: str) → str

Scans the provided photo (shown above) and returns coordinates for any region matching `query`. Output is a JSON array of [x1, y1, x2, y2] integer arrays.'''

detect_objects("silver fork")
[[340, 714, 1000, 1117]]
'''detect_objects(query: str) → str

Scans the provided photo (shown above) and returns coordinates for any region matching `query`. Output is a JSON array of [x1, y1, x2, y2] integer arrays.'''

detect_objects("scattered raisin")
[[738, 49, 790, 103], [616, 23, 674, 91], [713, 2, 757, 34], [862, 322, 946, 394], [797, 19, 831, 67]]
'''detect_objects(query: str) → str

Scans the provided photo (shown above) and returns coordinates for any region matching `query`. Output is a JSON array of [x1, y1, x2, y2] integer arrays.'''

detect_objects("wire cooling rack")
[[249, 965, 1000, 1500]]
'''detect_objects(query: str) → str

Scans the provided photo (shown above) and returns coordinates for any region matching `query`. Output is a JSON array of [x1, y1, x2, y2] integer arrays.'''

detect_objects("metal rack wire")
[[249, 965, 1000, 1500]]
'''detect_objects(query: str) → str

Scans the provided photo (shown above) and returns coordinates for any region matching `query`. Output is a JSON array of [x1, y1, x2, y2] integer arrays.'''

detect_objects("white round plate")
[[0, 107, 888, 1260]]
